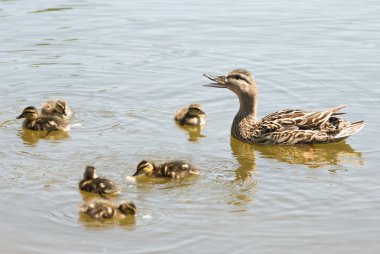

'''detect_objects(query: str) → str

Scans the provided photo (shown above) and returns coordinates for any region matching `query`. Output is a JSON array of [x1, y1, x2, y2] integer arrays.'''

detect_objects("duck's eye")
[[230, 74, 249, 83]]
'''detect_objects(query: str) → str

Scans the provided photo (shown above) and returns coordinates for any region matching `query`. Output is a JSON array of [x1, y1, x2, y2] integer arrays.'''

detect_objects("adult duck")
[[204, 69, 365, 145]]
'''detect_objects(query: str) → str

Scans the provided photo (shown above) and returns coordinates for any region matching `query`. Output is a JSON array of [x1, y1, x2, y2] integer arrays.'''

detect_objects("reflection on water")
[[175, 124, 206, 142], [78, 212, 136, 230], [31, 8, 73, 14], [79, 190, 120, 203], [228, 138, 257, 208], [228, 137, 364, 208], [230, 137, 364, 170], [230, 137, 257, 183], [133, 175, 200, 191], [254, 141, 364, 169], [17, 129, 70, 146], [228, 194, 253, 208]]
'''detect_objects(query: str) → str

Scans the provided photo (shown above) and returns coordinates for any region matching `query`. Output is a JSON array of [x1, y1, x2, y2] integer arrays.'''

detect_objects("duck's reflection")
[[230, 137, 257, 183], [228, 137, 364, 207], [175, 123, 206, 142], [230, 136, 364, 172], [228, 138, 258, 208], [255, 140, 363, 168], [18, 129, 69, 146]]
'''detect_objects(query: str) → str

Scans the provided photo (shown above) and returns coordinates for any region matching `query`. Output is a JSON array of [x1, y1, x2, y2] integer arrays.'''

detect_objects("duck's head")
[[188, 103, 206, 117], [118, 201, 137, 216], [203, 69, 257, 96], [17, 106, 39, 120], [83, 166, 97, 180], [132, 160, 155, 177]]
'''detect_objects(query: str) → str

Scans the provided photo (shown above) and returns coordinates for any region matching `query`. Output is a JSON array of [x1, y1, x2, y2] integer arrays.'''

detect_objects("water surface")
[[1, 0, 379, 253]]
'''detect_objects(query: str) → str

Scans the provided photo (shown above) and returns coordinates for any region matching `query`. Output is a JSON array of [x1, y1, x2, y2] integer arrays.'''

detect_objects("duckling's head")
[[188, 103, 206, 117], [83, 166, 97, 180], [118, 201, 137, 216], [42, 100, 69, 117], [17, 106, 39, 120], [204, 69, 257, 96], [132, 160, 155, 177], [54, 100, 68, 116]]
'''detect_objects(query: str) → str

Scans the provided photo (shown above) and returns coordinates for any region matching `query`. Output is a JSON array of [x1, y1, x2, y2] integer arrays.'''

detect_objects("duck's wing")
[[260, 120, 365, 145], [259, 105, 346, 132], [255, 105, 365, 144]]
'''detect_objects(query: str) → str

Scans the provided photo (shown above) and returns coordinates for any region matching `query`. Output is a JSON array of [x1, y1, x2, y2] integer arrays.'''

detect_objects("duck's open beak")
[[203, 73, 228, 88]]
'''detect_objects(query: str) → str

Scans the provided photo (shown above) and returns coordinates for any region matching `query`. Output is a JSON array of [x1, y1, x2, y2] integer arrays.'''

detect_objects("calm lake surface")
[[1, 0, 379, 253]]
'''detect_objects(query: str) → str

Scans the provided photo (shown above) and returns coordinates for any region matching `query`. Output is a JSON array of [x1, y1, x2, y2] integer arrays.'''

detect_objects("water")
[[1, 0, 379, 253]]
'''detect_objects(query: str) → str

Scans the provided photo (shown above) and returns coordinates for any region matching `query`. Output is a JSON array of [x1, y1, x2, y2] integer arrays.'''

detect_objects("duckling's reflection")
[[132, 175, 199, 192], [175, 123, 206, 142], [18, 129, 69, 146], [79, 191, 120, 203]]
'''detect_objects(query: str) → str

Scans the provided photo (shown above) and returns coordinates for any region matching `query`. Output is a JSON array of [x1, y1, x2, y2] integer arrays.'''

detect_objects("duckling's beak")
[[132, 171, 143, 177], [16, 113, 24, 119], [199, 109, 207, 115], [203, 73, 227, 88], [62, 111, 67, 116]]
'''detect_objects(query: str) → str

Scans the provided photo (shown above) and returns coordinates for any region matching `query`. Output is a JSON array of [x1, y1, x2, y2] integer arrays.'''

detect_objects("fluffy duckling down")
[[41, 99, 73, 120], [174, 103, 207, 126], [16, 106, 70, 131], [79, 166, 121, 196], [131, 160, 200, 179], [80, 199, 136, 219]]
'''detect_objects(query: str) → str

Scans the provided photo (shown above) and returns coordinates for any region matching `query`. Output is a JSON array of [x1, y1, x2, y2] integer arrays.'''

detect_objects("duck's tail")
[[334, 121, 366, 139]]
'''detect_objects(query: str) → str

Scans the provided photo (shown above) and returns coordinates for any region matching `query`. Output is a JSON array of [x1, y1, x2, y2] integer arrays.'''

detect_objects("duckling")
[[41, 99, 72, 120], [80, 199, 136, 219], [16, 106, 70, 131], [132, 160, 200, 179], [79, 166, 121, 196], [174, 103, 207, 126]]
